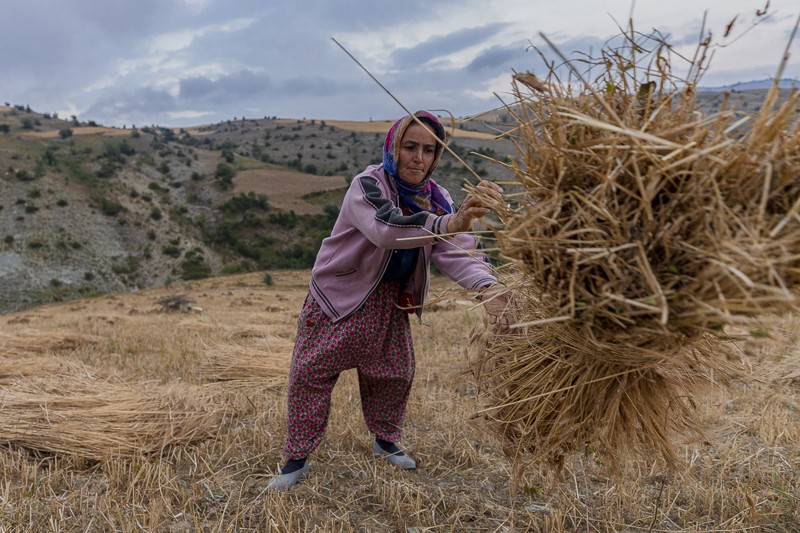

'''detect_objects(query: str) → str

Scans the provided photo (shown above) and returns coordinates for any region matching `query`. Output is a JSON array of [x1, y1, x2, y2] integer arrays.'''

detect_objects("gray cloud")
[[83, 87, 177, 126], [467, 43, 526, 73], [179, 70, 274, 104], [390, 24, 508, 68], [1, 1, 796, 128]]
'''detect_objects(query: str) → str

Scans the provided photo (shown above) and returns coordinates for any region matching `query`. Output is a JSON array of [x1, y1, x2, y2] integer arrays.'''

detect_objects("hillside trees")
[[214, 163, 236, 189]]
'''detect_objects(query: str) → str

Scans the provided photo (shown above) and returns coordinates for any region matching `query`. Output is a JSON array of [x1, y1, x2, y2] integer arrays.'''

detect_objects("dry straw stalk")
[[472, 21, 800, 474]]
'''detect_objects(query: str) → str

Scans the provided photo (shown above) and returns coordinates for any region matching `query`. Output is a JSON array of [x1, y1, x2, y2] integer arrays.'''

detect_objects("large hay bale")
[[471, 27, 800, 472]]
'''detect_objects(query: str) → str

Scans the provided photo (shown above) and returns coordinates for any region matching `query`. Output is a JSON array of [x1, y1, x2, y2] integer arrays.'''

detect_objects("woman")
[[268, 110, 509, 491]]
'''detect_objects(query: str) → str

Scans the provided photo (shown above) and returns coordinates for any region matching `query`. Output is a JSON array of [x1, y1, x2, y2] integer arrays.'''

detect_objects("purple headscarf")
[[382, 111, 452, 216]]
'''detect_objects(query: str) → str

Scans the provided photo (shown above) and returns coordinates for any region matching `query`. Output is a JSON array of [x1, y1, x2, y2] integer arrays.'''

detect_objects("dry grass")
[[0, 271, 797, 530]]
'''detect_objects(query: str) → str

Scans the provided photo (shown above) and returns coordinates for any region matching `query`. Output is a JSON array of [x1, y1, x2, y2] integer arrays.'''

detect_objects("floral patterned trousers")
[[283, 281, 415, 459]]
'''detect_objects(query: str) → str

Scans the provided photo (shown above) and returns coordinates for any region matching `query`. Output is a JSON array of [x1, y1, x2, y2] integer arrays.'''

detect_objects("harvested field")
[[324, 118, 502, 140], [0, 271, 798, 530], [22, 126, 131, 138], [232, 167, 346, 215]]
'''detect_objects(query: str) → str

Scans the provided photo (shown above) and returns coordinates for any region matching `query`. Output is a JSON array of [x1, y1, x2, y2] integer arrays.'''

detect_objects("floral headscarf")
[[382, 111, 452, 216]]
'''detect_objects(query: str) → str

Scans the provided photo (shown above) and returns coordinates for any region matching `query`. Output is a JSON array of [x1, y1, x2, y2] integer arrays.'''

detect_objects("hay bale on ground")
[[0, 373, 225, 460], [471, 26, 800, 473]]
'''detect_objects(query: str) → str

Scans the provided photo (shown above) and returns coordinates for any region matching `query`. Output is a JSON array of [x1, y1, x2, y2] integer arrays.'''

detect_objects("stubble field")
[[0, 271, 798, 531]]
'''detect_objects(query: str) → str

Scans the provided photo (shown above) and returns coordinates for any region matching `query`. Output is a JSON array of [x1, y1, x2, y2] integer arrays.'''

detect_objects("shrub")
[[215, 163, 236, 189], [42, 147, 58, 166], [119, 140, 135, 156], [98, 198, 123, 216], [150, 207, 162, 220], [59, 128, 73, 139], [180, 251, 211, 280], [222, 192, 269, 213], [4, 235, 13, 244], [263, 272, 274, 286], [162, 244, 181, 258], [220, 263, 248, 275], [96, 161, 117, 178], [15, 169, 33, 181], [56, 199, 69, 207], [267, 210, 297, 228]]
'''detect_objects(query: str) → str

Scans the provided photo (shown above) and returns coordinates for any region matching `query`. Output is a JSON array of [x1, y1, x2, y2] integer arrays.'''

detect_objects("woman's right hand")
[[447, 180, 504, 233]]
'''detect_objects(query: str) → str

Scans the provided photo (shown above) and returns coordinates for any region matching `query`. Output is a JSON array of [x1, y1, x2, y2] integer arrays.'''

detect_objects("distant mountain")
[[699, 78, 799, 92]]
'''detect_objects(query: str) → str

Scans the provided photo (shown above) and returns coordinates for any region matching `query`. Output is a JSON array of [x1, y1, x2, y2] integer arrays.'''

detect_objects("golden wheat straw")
[[469, 26, 800, 475]]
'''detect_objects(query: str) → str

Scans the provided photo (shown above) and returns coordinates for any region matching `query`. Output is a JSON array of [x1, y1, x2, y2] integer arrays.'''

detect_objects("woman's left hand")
[[480, 286, 514, 333], [447, 180, 504, 233]]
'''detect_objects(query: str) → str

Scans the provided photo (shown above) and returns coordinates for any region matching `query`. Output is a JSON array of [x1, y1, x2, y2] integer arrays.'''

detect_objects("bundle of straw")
[[0, 374, 225, 460], [472, 24, 800, 470], [199, 336, 292, 386], [0, 356, 91, 385], [0, 331, 104, 357]]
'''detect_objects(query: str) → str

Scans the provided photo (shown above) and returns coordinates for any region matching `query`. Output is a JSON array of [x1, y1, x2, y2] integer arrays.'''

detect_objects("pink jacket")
[[309, 164, 496, 322]]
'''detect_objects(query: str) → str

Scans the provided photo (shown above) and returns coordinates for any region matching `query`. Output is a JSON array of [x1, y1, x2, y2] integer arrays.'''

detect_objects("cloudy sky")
[[2, 0, 798, 127]]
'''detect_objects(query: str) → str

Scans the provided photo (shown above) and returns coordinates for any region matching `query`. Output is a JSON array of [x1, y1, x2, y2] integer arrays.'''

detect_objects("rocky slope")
[[0, 106, 516, 313]]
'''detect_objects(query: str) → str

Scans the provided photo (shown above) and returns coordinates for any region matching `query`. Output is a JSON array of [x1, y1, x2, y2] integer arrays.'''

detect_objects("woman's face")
[[396, 123, 437, 185]]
